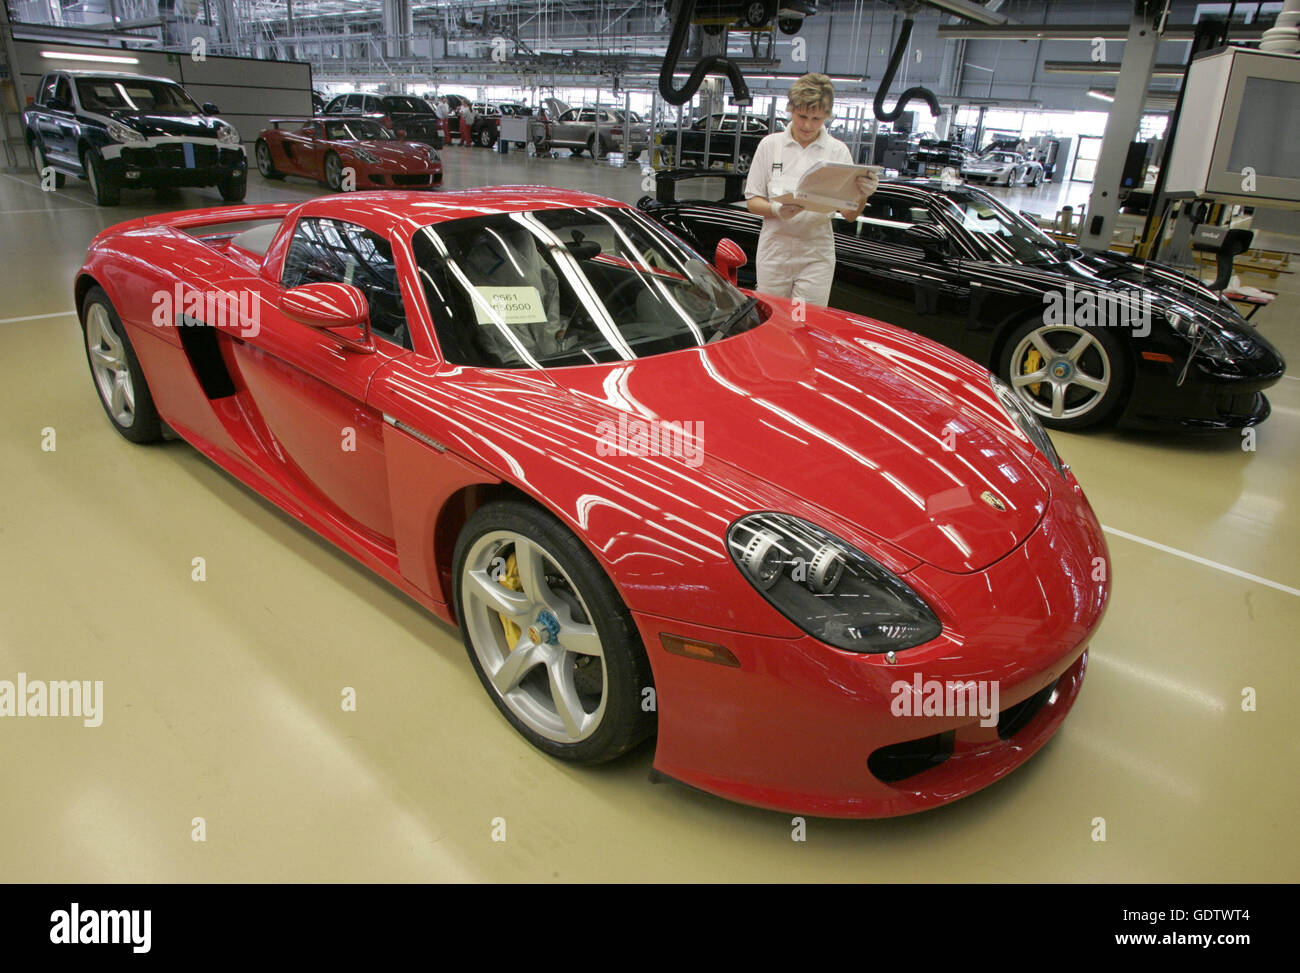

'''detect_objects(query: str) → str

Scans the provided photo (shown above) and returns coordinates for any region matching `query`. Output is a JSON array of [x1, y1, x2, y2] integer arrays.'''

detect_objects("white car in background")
[[961, 150, 1044, 187]]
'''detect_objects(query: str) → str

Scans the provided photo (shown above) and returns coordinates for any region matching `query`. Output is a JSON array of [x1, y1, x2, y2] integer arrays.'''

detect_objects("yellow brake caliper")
[[1024, 348, 1043, 396], [496, 552, 524, 650]]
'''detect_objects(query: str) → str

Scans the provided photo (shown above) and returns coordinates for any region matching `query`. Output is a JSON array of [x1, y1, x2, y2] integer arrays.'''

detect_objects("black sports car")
[[639, 172, 1286, 431]]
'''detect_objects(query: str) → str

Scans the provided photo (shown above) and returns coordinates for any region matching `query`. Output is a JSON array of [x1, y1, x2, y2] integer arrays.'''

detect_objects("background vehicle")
[[73, 186, 1106, 817], [689, 0, 817, 34], [23, 70, 246, 206], [538, 98, 649, 159], [442, 93, 499, 147], [665, 113, 780, 172], [640, 172, 1285, 431], [962, 150, 1043, 187], [321, 93, 445, 149], [255, 117, 442, 190]]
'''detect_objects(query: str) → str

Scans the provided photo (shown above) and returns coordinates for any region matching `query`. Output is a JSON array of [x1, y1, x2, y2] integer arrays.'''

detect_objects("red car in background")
[[255, 116, 442, 191], [71, 189, 1108, 818]]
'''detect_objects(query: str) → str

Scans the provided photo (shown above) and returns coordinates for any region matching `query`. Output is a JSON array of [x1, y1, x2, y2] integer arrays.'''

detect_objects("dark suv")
[[23, 70, 247, 206], [322, 93, 445, 149]]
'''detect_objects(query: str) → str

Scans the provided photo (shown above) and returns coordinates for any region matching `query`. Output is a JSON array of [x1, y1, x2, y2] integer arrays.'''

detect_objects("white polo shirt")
[[744, 126, 853, 238]]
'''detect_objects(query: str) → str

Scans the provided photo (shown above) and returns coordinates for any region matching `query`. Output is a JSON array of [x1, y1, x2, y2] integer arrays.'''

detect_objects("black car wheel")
[[80, 286, 163, 443], [1000, 320, 1129, 430], [452, 501, 655, 765], [31, 140, 66, 188], [82, 148, 120, 206], [218, 166, 247, 202], [255, 140, 284, 179], [476, 126, 497, 148], [587, 134, 608, 160], [735, 151, 753, 174], [569, 147, 584, 157], [778, 17, 802, 34], [744, 1, 775, 27]]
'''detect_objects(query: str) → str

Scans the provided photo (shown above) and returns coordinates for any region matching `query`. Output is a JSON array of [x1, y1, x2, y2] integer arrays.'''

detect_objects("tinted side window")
[[54, 76, 73, 107], [324, 96, 345, 113], [282, 218, 411, 349], [559, 110, 576, 122]]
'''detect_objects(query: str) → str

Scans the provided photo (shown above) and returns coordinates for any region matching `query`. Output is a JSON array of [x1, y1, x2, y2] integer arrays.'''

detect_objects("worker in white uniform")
[[745, 73, 879, 307]]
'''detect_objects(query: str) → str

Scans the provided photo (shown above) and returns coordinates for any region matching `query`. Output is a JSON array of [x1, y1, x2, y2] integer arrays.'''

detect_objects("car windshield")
[[324, 119, 393, 140], [412, 206, 762, 369], [936, 190, 1067, 265], [384, 96, 430, 113], [77, 78, 201, 114]]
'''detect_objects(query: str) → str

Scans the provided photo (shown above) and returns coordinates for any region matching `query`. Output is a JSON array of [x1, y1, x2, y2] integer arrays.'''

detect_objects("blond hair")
[[787, 73, 834, 115]]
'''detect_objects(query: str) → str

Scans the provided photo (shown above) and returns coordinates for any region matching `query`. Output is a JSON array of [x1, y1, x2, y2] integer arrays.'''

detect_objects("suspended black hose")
[[873, 18, 941, 122], [658, 0, 752, 107]]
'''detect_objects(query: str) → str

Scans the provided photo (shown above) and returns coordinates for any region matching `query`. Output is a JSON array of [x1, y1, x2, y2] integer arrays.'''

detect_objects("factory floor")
[[1, 145, 1296, 882]]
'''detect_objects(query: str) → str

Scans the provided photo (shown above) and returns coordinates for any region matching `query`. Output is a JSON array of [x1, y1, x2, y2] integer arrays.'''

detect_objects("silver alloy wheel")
[[256, 141, 273, 176], [325, 153, 342, 189], [1010, 324, 1111, 421], [460, 529, 608, 744], [85, 302, 135, 427]]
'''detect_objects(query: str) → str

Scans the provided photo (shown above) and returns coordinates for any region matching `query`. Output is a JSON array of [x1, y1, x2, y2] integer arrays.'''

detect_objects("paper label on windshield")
[[472, 286, 546, 325]]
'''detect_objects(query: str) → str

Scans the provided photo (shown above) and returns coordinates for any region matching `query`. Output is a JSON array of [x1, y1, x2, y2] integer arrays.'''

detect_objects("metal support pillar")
[[1077, 4, 1166, 250]]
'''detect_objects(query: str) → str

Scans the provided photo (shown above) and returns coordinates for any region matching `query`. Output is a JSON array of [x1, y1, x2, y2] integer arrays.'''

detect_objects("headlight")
[[106, 121, 145, 144], [217, 125, 240, 145], [353, 148, 380, 164], [1164, 307, 1232, 362], [727, 513, 941, 654], [990, 375, 1067, 477], [428, 149, 440, 163]]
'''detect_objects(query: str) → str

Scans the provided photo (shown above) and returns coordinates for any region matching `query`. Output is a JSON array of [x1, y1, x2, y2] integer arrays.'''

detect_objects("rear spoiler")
[[653, 168, 747, 205], [141, 202, 300, 231]]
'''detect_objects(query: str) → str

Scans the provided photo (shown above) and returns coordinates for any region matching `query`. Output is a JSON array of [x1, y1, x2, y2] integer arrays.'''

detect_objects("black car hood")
[[101, 110, 227, 139]]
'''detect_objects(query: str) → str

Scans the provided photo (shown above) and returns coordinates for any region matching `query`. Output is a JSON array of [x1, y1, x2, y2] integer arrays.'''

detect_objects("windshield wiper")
[[707, 296, 758, 342]]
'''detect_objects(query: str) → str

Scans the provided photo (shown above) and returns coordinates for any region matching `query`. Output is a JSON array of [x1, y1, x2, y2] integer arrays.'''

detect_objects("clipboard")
[[773, 162, 881, 213]]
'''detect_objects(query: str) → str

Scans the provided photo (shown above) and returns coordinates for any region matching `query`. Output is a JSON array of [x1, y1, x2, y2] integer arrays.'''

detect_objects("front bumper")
[[105, 144, 246, 188], [1120, 343, 1286, 430], [360, 164, 443, 188], [638, 491, 1109, 817]]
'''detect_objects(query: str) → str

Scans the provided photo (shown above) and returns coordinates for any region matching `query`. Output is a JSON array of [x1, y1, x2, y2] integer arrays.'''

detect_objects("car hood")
[[100, 110, 230, 139], [440, 307, 1055, 575], [351, 139, 433, 161]]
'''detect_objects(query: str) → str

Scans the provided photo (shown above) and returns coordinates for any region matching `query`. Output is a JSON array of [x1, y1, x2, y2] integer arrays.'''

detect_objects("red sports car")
[[255, 117, 442, 191], [73, 189, 1109, 817]]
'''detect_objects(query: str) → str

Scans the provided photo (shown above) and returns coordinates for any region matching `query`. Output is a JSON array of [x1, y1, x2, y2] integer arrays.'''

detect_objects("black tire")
[[79, 286, 163, 443], [735, 151, 753, 174], [569, 147, 584, 157], [476, 125, 496, 148], [255, 139, 284, 179], [82, 148, 120, 206], [744, 0, 775, 27], [452, 501, 655, 765], [324, 151, 344, 191], [778, 17, 802, 34], [587, 134, 609, 160], [217, 166, 247, 202], [998, 318, 1130, 431], [31, 139, 66, 188]]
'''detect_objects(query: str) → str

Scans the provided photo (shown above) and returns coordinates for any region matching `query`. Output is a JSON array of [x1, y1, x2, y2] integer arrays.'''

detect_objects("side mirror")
[[279, 283, 374, 352], [202, 102, 220, 115], [714, 238, 747, 283], [904, 224, 949, 260]]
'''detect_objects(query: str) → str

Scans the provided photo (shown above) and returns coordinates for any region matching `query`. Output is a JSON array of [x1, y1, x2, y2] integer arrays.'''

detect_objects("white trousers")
[[755, 220, 836, 308]]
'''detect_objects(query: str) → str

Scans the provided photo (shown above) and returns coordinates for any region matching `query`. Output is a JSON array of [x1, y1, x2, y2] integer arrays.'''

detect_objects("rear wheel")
[[735, 150, 753, 173], [744, 1, 775, 27], [476, 125, 496, 148], [999, 320, 1129, 430], [453, 501, 655, 764], [82, 148, 119, 206], [80, 286, 163, 443], [255, 139, 284, 179]]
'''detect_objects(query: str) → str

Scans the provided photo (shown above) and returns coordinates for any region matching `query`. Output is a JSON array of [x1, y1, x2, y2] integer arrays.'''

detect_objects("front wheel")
[[735, 151, 753, 174], [324, 151, 343, 191], [999, 320, 1129, 430], [217, 166, 247, 202], [80, 286, 163, 443], [476, 126, 496, 148], [452, 501, 655, 764], [82, 148, 119, 206]]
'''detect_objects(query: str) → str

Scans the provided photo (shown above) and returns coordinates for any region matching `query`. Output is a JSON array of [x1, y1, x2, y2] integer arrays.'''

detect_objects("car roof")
[[54, 70, 180, 84], [291, 187, 629, 236]]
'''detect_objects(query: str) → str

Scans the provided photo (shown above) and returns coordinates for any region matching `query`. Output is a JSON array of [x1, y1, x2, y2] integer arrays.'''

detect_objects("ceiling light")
[[1087, 89, 1116, 103], [42, 51, 140, 65]]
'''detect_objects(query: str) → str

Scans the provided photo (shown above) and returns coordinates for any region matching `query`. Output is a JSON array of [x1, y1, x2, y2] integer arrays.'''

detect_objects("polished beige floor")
[[1, 149, 1297, 882]]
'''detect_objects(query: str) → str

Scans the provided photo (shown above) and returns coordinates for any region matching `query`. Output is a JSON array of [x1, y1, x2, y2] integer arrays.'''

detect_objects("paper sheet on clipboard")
[[772, 161, 881, 213]]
